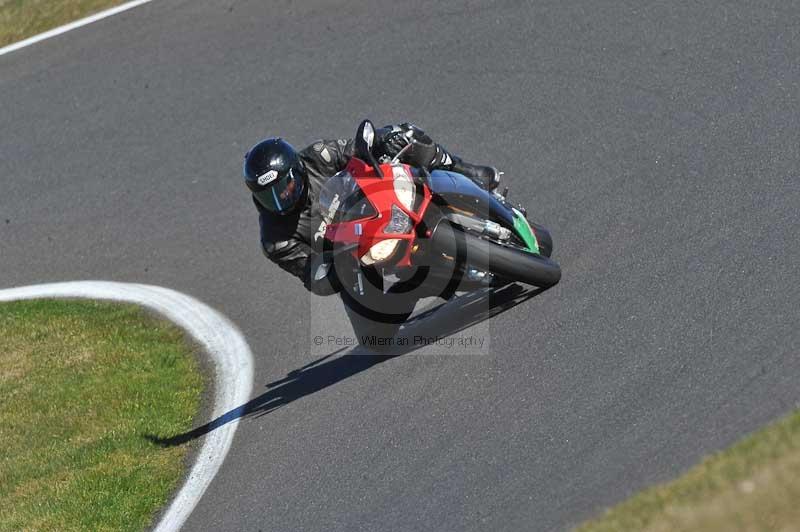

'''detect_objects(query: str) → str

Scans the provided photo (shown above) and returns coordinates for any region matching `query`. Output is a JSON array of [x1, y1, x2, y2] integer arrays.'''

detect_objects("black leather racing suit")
[[254, 130, 496, 296], [254, 138, 354, 295]]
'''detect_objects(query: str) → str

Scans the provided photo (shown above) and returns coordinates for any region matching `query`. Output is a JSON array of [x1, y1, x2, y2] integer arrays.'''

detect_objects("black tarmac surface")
[[2, 1, 799, 530]]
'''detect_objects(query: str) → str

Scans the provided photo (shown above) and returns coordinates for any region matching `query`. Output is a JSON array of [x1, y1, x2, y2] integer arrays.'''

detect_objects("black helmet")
[[243, 138, 307, 214]]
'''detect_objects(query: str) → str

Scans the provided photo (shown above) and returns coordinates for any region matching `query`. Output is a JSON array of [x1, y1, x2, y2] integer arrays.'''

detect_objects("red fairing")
[[324, 157, 431, 267]]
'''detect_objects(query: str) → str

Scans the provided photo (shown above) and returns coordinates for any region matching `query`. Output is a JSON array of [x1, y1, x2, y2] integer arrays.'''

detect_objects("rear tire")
[[430, 222, 561, 288], [528, 221, 553, 258]]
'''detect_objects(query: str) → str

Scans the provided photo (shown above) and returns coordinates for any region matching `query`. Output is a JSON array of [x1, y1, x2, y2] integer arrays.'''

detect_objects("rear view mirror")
[[355, 119, 375, 157], [354, 119, 383, 178], [362, 121, 374, 148]]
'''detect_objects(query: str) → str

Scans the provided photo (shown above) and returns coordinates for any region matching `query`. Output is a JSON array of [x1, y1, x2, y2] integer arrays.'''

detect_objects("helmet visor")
[[252, 168, 305, 214]]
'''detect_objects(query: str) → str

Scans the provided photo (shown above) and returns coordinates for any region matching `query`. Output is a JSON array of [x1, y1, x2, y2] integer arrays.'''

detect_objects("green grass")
[[0, 0, 128, 47], [0, 299, 204, 532], [576, 409, 800, 532]]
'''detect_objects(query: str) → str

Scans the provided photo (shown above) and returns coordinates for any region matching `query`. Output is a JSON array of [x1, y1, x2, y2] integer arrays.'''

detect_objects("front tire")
[[338, 266, 418, 352]]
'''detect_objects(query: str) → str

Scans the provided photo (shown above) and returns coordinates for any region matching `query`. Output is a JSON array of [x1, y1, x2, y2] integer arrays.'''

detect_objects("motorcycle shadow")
[[145, 283, 544, 447], [398, 283, 546, 350]]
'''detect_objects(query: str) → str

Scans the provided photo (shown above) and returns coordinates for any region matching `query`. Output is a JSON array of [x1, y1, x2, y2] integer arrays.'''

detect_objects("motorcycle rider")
[[243, 122, 500, 296]]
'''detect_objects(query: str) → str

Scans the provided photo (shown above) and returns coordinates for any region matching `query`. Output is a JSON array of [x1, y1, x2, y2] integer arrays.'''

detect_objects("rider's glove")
[[376, 123, 438, 169], [304, 252, 341, 296]]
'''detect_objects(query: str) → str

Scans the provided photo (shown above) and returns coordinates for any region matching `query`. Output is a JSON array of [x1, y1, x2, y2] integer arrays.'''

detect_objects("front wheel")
[[337, 265, 418, 352], [430, 222, 561, 288]]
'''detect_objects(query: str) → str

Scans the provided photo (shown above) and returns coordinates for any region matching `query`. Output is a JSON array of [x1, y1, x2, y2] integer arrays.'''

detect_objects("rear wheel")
[[430, 222, 561, 288], [528, 221, 553, 258]]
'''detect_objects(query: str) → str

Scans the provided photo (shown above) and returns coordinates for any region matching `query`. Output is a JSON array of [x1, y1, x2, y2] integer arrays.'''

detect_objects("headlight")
[[384, 204, 412, 234], [392, 165, 416, 210], [361, 239, 401, 265]]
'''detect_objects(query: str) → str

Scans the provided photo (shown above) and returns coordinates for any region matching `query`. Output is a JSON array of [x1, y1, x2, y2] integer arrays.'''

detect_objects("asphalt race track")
[[2, 1, 799, 530]]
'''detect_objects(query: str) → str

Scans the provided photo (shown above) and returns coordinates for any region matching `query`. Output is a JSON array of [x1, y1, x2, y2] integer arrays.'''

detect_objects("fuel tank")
[[427, 170, 518, 229]]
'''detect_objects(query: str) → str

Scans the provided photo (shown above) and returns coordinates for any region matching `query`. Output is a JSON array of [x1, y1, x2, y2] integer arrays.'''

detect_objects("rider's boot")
[[449, 156, 501, 191], [434, 145, 501, 191]]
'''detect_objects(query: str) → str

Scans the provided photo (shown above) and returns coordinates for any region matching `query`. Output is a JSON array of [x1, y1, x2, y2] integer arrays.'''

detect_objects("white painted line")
[[0, 0, 153, 57], [0, 281, 254, 532]]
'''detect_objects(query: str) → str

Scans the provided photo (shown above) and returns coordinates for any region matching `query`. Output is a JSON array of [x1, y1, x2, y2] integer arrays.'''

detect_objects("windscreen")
[[317, 170, 377, 224]]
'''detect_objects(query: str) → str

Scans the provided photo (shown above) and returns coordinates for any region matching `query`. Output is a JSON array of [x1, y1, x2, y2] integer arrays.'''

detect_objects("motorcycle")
[[316, 119, 561, 348]]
